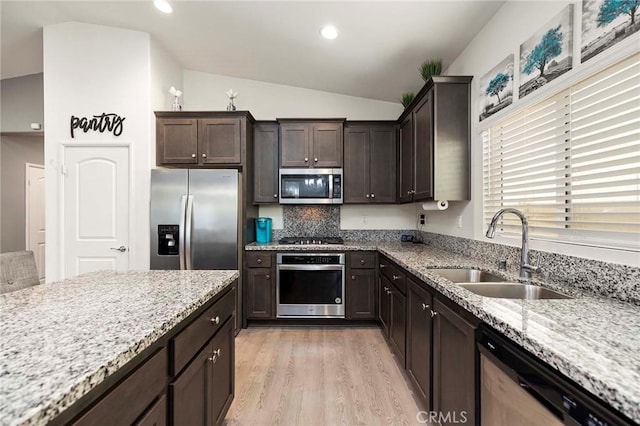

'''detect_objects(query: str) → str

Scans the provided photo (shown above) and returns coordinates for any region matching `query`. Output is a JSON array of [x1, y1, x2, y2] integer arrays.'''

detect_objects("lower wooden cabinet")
[[379, 275, 391, 337], [346, 252, 377, 320], [171, 318, 235, 426], [406, 278, 433, 406], [377, 259, 478, 421], [432, 298, 476, 425], [135, 395, 167, 426], [245, 252, 276, 320], [389, 283, 406, 367]]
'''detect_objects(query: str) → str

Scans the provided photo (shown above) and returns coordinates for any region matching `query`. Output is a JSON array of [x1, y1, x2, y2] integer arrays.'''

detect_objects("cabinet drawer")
[[172, 288, 235, 375], [350, 252, 376, 269], [387, 266, 406, 295], [74, 348, 167, 426], [246, 252, 272, 268]]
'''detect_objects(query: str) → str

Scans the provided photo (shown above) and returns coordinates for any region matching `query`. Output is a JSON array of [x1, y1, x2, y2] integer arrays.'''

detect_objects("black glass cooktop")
[[278, 236, 344, 245]]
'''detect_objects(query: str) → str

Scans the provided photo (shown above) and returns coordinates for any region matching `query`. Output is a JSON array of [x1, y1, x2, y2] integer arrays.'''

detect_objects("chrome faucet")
[[485, 208, 541, 281]]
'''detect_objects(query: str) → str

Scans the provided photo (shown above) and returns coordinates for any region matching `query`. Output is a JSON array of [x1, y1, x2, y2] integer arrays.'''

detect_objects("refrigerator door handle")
[[179, 195, 188, 270], [185, 194, 194, 270]]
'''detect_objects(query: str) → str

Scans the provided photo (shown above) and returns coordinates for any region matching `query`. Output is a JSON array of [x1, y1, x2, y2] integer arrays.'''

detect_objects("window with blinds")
[[483, 53, 640, 249]]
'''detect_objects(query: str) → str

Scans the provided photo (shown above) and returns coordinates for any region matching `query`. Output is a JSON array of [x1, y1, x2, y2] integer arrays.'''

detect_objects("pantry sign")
[[70, 113, 126, 138]]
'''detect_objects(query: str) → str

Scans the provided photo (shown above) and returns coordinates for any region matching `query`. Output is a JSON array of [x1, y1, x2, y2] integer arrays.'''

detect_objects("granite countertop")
[[0, 269, 238, 426], [247, 241, 640, 422]]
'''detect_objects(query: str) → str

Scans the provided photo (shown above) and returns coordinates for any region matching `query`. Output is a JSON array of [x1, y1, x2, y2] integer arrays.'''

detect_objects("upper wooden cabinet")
[[253, 123, 279, 204], [155, 111, 254, 167], [344, 123, 397, 204], [278, 119, 344, 168], [397, 76, 471, 203]]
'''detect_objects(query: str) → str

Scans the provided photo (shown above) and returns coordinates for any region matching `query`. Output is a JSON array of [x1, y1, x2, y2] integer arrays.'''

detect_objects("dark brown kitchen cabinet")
[[346, 252, 377, 319], [135, 395, 166, 426], [171, 319, 234, 426], [344, 123, 397, 204], [155, 112, 254, 167], [397, 76, 471, 203], [253, 123, 279, 203], [278, 119, 344, 168], [406, 278, 433, 407], [378, 256, 406, 367], [432, 298, 476, 425], [244, 252, 275, 320]]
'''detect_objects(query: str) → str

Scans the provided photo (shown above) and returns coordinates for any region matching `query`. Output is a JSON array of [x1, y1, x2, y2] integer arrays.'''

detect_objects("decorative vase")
[[172, 96, 182, 111], [226, 100, 236, 111]]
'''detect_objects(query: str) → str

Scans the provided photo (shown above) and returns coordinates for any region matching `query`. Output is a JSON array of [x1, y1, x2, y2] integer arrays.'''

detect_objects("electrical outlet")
[[456, 216, 463, 228], [362, 215, 367, 224], [419, 214, 425, 225]]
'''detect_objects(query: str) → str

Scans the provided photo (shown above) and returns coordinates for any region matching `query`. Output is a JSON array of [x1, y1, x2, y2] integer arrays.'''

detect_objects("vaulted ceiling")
[[1, 1, 503, 102]]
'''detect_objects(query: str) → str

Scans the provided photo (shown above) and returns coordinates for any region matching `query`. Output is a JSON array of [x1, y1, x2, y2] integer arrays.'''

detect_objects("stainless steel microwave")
[[279, 168, 343, 204]]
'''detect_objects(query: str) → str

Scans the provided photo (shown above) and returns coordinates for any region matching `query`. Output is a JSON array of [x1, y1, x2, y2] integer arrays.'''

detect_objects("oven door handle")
[[277, 265, 344, 271]]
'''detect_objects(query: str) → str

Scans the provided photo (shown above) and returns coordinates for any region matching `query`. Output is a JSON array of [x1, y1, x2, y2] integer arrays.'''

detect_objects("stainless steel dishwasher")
[[477, 326, 633, 426]]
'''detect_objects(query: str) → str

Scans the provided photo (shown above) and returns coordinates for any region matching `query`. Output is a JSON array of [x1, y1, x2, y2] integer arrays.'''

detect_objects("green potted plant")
[[401, 92, 415, 108], [419, 59, 443, 81]]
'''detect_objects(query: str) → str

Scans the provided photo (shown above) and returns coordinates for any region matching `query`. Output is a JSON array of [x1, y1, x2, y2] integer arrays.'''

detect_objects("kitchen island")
[[0, 269, 238, 426], [247, 241, 640, 423]]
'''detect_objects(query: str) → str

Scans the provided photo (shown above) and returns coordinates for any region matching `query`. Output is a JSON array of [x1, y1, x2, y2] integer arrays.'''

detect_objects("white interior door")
[[62, 145, 129, 278], [26, 163, 45, 281]]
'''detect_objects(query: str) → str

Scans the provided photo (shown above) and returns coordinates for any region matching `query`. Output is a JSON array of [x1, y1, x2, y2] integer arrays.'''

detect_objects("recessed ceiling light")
[[320, 25, 338, 40], [154, 0, 173, 14]]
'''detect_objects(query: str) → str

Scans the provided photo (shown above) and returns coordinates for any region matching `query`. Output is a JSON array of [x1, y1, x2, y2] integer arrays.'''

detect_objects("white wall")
[[43, 22, 152, 281], [1, 73, 44, 132], [439, 1, 639, 266], [184, 70, 403, 120]]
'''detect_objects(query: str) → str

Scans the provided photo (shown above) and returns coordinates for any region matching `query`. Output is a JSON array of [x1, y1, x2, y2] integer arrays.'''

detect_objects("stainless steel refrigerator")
[[150, 169, 238, 270]]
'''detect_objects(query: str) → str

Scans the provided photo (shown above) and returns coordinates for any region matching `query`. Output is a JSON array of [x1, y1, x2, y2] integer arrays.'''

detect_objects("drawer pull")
[[191, 153, 196, 158], [371, 193, 375, 198], [202, 153, 207, 158], [256, 258, 263, 264], [430, 310, 438, 318], [383, 286, 389, 292], [352, 275, 356, 280], [392, 275, 401, 281], [266, 275, 271, 280], [360, 259, 366, 265], [421, 303, 429, 310], [386, 290, 392, 295], [379, 264, 386, 268], [210, 316, 220, 325]]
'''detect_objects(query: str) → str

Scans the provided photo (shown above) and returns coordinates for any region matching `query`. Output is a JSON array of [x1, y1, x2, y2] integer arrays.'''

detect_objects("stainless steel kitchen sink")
[[458, 283, 572, 300], [428, 268, 506, 283]]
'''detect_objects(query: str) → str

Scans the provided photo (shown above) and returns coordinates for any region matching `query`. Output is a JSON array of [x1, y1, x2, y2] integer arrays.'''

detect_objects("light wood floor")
[[225, 327, 425, 426]]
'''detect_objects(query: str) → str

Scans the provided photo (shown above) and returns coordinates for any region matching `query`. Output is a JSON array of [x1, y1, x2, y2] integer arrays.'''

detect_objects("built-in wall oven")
[[276, 253, 345, 318]]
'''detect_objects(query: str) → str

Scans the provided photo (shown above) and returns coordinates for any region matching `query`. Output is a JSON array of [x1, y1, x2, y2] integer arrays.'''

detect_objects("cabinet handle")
[[360, 259, 366, 265], [266, 275, 271, 280], [430, 310, 438, 318], [208, 348, 221, 363], [304, 157, 309, 162], [210, 316, 220, 325], [371, 193, 375, 198], [273, 194, 278, 198], [314, 158, 318, 162], [421, 303, 429, 310], [191, 154, 196, 158], [352, 275, 356, 280], [407, 190, 411, 195], [257, 258, 262, 264], [202, 153, 207, 158], [365, 194, 370, 198], [379, 264, 386, 268], [387, 290, 392, 295], [392, 275, 401, 281], [383, 286, 389, 291]]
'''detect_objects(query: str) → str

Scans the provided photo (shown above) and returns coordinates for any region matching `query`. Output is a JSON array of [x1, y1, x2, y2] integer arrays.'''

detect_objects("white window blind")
[[483, 53, 640, 249]]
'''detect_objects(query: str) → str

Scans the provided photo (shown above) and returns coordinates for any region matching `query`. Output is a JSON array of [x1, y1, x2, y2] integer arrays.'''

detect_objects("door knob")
[[210, 316, 220, 325], [109, 246, 127, 252]]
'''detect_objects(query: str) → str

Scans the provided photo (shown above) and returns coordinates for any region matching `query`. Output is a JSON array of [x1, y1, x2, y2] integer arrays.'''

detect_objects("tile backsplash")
[[272, 206, 414, 242]]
